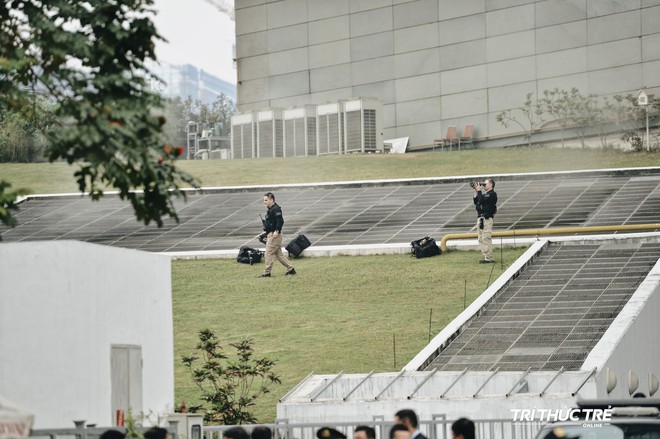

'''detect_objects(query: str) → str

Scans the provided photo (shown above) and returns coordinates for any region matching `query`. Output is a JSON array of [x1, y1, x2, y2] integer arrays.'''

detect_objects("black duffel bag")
[[410, 236, 441, 259], [237, 246, 264, 265]]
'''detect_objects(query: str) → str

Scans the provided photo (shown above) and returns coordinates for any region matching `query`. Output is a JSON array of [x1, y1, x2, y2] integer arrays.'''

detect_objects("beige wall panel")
[[238, 78, 269, 105], [396, 121, 443, 147], [395, 73, 441, 102], [235, 4, 267, 35], [535, 0, 587, 28], [587, 11, 640, 45], [309, 16, 350, 45], [350, 0, 392, 13], [487, 56, 536, 88], [308, 0, 349, 21], [642, 5, 660, 35], [311, 88, 353, 104], [643, 0, 660, 6], [267, 0, 308, 29], [236, 31, 268, 58], [643, 60, 660, 90], [588, 64, 642, 95], [239, 100, 271, 112], [642, 33, 660, 62], [350, 7, 394, 38], [438, 0, 485, 21], [235, 0, 267, 9], [587, 38, 641, 71], [351, 32, 394, 61], [440, 113, 488, 139], [486, 4, 534, 37], [383, 103, 396, 128], [353, 80, 395, 104], [535, 21, 587, 54], [396, 97, 442, 125], [310, 64, 352, 92], [271, 94, 312, 108], [269, 71, 310, 99], [487, 81, 537, 112], [486, 30, 535, 63], [438, 39, 487, 70], [394, 48, 440, 78], [268, 24, 308, 52], [352, 56, 394, 85], [537, 47, 588, 79], [441, 90, 487, 119], [486, 0, 535, 11], [309, 40, 351, 69], [238, 55, 269, 81], [438, 14, 485, 46], [587, 0, 641, 17], [393, 0, 438, 29], [394, 23, 438, 54], [268, 47, 309, 76], [441, 65, 487, 95]]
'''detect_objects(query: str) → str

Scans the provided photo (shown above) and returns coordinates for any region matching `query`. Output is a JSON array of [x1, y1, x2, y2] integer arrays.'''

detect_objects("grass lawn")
[[1, 147, 658, 195], [172, 248, 528, 423]]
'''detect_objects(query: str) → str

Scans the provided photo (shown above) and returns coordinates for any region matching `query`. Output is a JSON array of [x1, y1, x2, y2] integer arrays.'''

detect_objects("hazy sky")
[[151, 0, 236, 84]]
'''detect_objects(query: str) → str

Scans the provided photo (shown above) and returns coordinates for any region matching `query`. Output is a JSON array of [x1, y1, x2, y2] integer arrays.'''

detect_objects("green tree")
[[538, 88, 576, 148], [0, 96, 55, 163], [181, 329, 281, 425], [0, 0, 199, 232]]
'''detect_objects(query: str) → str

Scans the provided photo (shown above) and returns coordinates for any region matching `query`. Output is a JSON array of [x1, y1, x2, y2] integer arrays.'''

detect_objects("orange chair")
[[455, 123, 474, 150], [433, 125, 457, 151]]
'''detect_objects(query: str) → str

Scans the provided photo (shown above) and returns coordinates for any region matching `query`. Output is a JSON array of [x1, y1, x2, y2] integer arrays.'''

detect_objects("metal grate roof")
[[425, 241, 660, 372], [2, 171, 660, 252]]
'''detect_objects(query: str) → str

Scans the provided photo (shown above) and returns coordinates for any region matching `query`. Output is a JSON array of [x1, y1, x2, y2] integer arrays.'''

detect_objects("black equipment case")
[[285, 234, 311, 258]]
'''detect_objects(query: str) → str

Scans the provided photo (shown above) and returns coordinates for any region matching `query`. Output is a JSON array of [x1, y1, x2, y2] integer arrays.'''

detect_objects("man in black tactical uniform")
[[473, 178, 497, 264], [260, 192, 296, 277]]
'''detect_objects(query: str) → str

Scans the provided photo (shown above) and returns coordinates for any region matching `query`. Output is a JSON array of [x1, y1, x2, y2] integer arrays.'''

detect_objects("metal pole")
[[646, 105, 650, 152]]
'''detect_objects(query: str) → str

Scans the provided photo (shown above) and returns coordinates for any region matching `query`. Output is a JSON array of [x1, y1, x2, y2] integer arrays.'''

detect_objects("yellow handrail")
[[440, 223, 660, 252]]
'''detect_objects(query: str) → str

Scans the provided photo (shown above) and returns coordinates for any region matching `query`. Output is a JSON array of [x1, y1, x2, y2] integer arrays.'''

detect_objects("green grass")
[[1, 146, 658, 194], [172, 249, 528, 423]]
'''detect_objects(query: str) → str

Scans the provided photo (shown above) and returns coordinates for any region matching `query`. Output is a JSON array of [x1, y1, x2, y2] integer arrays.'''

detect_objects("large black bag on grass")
[[285, 234, 311, 258], [411, 237, 441, 259], [237, 246, 264, 265]]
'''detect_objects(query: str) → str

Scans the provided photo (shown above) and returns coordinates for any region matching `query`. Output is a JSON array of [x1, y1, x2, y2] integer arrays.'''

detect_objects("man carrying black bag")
[[259, 192, 296, 277]]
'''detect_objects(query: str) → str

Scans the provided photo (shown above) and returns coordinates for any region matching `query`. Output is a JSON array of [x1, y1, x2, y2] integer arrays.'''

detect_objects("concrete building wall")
[[235, 0, 660, 147], [0, 241, 173, 428]]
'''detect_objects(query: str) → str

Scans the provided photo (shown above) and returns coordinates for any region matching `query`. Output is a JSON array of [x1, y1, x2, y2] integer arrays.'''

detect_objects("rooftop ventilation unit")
[[316, 103, 342, 155], [230, 112, 255, 159], [257, 109, 284, 158], [283, 105, 317, 157], [343, 97, 383, 154]]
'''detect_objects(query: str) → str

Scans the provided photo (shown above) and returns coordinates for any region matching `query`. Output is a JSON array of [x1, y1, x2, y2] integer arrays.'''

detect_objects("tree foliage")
[[497, 87, 658, 150], [0, 0, 199, 231], [163, 94, 236, 149], [181, 329, 281, 425]]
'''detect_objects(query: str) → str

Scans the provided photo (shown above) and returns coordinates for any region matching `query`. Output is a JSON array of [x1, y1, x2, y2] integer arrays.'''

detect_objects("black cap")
[[316, 428, 346, 439]]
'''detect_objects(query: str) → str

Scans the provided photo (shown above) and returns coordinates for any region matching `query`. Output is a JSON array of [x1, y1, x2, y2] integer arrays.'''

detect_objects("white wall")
[[0, 241, 173, 428]]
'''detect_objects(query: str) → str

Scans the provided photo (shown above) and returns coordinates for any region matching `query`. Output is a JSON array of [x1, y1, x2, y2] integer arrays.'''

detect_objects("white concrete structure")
[[277, 236, 660, 424], [0, 241, 173, 428]]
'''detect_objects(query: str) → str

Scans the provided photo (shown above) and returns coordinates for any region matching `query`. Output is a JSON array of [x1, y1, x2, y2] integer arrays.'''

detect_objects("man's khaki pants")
[[264, 232, 294, 274], [477, 217, 494, 261]]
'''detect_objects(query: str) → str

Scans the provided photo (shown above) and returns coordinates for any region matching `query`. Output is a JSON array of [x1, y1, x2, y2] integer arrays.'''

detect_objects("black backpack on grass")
[[411, 237, 441, 259], [237, 246, 264, 265]]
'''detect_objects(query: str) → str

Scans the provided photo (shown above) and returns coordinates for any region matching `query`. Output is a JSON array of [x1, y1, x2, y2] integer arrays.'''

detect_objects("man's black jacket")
[[474, 189, 498, 219], [264, 203, 284, 233]]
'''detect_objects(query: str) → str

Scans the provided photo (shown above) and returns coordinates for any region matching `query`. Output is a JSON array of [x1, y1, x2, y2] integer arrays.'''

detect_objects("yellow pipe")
[[440, 223, 660, 252]]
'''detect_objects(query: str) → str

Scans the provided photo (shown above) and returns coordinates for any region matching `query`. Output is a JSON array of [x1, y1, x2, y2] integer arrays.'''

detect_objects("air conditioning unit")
[[230, 112, 255, 159], [257, 109, 284, 158], [342, 97, 383, 153], [283, 105, 317, 157], [316, 103, 342, 155]]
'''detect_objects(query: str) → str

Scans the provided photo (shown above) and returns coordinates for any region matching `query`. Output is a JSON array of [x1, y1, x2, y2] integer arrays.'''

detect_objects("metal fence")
[[204, 418, 544, 439]]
